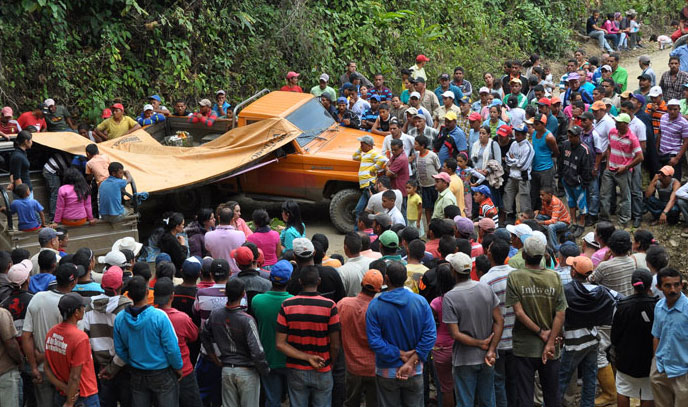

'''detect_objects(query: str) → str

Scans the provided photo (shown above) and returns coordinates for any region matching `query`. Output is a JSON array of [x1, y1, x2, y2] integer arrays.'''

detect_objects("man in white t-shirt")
[[366, 176, 402, 214], [22, 263, 79, 406]]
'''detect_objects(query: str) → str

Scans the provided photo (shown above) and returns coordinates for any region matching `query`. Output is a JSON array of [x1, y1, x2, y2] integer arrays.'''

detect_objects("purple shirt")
[[204, 225, 246, 273], [659, 113, 688, 155], [387, 152, 410, 196]]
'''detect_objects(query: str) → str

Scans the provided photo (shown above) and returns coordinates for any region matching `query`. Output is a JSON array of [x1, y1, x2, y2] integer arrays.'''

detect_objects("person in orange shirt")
[[536, 187, 571, 250]]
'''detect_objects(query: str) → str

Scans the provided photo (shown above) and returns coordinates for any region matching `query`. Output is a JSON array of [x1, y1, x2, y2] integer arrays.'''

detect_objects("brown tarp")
[[31, 118, 303, 193]]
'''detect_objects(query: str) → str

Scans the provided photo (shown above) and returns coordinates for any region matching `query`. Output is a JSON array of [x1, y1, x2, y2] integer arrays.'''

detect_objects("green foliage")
[[0, 0, 681, 123]]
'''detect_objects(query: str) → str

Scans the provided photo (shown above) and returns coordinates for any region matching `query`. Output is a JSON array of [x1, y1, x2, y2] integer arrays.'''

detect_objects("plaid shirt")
[[659, 71, 688, 102]]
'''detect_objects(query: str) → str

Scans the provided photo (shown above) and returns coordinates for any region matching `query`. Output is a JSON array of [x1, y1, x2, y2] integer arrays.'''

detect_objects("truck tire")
[[171, 186, 213, 215], [329, 188, 360, 233]]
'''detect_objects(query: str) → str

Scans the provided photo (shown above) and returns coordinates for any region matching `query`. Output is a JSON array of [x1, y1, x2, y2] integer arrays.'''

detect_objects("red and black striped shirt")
[[276, 291, 340, 371]]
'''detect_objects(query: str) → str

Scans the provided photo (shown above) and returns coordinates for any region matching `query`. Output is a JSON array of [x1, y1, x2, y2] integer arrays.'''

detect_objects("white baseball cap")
[[441, 90, 455, 99], [648, 86, 663, 98], [410, 91, 421, 99]]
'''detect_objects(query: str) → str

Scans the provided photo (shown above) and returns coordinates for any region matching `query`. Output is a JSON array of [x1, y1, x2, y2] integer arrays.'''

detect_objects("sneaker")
[[572, 225, 584, 238]]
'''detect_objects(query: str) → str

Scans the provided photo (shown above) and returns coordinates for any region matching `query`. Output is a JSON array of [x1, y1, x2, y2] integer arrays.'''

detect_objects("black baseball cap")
[[211, 259, 230, 280], [55, 263, 78, 285], [58, 292, 90, 318], [153, 277, 174, 306]]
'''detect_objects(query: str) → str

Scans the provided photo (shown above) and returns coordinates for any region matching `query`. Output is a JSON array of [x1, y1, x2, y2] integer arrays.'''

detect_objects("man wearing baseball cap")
[[94, 102, 141, 141], [310, 73, 337, 102], [190, 98, 218, 127], [211, 90, 231, 118], [155, 277, 203, 407], [280, 71, 303, 93], [286, 238, 346, 303], [0, 106, 20, 140], [337, 269, 382, 407], [412, 76, 440, 118], [560, 125, 592, 235], [434, 73, 464, 108], [335, 96, 361, 128], [409, 54, 429, 81], [559, 255, 619, 407], [136, 103, 166, 126], [435, 110, 467, 165], [503, 123, 534, 224], [44, 292, 98, 406], [432, 172, 457, 220], [645, 165, 681, 225], [251, 260, 293, 407], [505, 236, 567, 407], [658, 98, 688, 180], [599, 113, 643, 226], [82, 265, 133, 406], [230, 246, 271, 310], [443, 252, 503, 406], [353, 134, 388, 220], [43, 98, 76, 132], [23, 263, 79, 404], [473, 185, 499, 227], [434, 89, 461, 129]]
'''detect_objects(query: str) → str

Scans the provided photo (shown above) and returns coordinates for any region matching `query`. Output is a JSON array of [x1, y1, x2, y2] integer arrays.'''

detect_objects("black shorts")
[[421, 186, 438, 209]]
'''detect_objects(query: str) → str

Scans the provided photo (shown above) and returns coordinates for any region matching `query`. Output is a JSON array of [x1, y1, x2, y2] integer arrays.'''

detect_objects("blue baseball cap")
[[181, 256, 202, 278], [472, 185, 491, 197], [631, 93, 646, 106], [269, 260, 293, 284], [459, 95, 471, 104], [155, 253, 172, 265], [369, 94, 381, 102], [513, 124, 528, 133], [337, 97, 348, 104], [148, 94, 162, 102]]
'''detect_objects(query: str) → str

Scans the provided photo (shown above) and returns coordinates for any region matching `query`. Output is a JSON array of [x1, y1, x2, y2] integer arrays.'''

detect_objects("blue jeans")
[[179, 372, 202, 407], [54, 392, 101, 407], [536, 215, 569, 251], [644, 196, 680, 223], [588, 30, 614, 51], [353, 188, 370, 229], [494, 349, 516, 407], [196, 355, 222, 406], [130, 368, 179, 407], [453, 363, 495, 407], [97, 366, 131, 407], [287, 369, 333, 407], [558, 345, 598, 407], [261, 368, 288, 407], [586, 172, 600, 217]]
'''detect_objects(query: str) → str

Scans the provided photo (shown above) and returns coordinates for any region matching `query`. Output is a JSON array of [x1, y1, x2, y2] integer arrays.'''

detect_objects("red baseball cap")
[[102, 266, 124, 291], [432, 172, 451, 183], [416, 54, 430, 63], [231, 247, 254, 267], [537, 98, 551, 106], [101, 108, 112, 119], [496, 124, 513, 137], [110, 103, 124, 111], [468, 112, 482, 121], [286, 71, 300, 79], [550, 96, 561, 105]]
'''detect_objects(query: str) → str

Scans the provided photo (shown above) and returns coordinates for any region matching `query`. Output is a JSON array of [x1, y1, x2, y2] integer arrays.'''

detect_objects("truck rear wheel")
[[329, 188, 360, 233], [171, 186, 213, 215]]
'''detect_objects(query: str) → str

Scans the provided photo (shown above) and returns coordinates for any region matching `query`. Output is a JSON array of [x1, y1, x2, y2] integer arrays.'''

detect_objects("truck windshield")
[[286, 98, 336, 147]]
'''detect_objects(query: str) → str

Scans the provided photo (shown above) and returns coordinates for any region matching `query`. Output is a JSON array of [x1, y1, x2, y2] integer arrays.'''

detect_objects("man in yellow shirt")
[[95, 103, 141, 141], [353, 135, 388, 222]]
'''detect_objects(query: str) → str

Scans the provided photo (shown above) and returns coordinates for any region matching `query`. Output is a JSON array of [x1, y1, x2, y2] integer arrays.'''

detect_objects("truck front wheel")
[[329, 188, 361, 233]]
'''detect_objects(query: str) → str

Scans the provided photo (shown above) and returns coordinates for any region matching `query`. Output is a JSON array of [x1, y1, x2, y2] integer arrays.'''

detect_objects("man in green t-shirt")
[[505, 235, 567, 407], [250, 260, 293, 407], [43, 98, 76, 132]]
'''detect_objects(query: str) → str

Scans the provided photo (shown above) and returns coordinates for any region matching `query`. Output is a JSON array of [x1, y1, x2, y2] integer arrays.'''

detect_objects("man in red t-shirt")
[[16, 105, 47, 133], [44, 293, 98, 407], [280, 71, 304, 93], [155, 277, 201, 407], [0, 106, 20, 140]]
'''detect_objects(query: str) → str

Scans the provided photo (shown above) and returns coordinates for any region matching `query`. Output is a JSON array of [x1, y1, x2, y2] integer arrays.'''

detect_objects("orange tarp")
[[31, 118, 302, 193]]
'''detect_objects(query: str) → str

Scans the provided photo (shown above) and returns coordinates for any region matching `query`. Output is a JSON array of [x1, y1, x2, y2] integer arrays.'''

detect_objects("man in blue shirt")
[[536, 98, 559, 136], [434, 73, 463, 107], [650, 267, 688, 406], [212, 90, 231, 117], [362, 94, 381, 131], [434, 111, 467, 164], [99, 162, 132, 223]]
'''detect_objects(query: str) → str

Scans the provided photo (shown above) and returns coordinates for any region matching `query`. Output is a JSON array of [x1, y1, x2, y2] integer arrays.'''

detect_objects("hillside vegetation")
[[0, 0, 680, 121]]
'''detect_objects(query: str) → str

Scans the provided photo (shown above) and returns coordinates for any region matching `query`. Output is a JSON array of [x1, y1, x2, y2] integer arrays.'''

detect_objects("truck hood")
[[31, 118, 303, 194], [306, 126, 386, 159]]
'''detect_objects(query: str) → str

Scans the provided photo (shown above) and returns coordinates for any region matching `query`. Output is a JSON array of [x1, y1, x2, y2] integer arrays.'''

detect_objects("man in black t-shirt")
[[587, 10, 614, 52]]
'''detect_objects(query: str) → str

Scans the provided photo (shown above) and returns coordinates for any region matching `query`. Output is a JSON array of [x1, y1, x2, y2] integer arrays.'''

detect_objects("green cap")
[[614, 113, 631, 124], [379, 230, 399, 249]]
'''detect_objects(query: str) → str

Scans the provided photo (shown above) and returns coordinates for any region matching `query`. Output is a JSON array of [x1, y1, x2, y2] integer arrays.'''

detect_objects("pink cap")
[[286, 71, 300, 79], [433, 172, 451, 183], [102, 266, 124, 290], [1, 107, 12, 117]]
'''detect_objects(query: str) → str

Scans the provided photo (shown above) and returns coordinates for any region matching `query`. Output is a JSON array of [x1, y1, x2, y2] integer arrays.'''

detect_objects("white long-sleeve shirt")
[[505, 139, 534, 180]]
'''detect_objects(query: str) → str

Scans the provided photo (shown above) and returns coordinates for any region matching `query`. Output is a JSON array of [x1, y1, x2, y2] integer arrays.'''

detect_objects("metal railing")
[[231, 88, 271, 129]]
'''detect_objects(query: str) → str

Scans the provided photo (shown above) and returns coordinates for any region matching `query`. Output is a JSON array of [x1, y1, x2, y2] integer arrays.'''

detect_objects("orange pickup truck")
[[212, 90, 384, 233]]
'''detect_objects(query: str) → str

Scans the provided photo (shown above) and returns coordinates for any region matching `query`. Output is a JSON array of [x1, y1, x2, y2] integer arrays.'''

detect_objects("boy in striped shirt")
[[599, 113, 643, 226], [276, 265, 341, 407]]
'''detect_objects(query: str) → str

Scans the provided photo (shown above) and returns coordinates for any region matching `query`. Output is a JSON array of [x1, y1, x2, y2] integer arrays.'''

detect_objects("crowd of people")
[[1, 5, 688, 407]]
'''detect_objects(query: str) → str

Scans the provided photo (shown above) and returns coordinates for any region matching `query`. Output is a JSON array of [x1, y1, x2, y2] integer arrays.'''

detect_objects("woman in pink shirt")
[[602, 13, 620, 50], [246, 209, 281, 267], [430, 264, 458, 407], [52, 168, 95, 226]]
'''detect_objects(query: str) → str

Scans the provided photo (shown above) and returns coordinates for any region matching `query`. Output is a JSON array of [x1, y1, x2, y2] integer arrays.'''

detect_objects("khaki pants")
[[650, 360, 688, 407]]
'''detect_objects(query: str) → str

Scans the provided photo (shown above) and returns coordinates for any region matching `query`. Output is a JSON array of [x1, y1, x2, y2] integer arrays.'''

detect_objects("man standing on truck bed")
[[281, 71, 303, 93], [95, 103, 141, 140], [353, 135, 388, 224]]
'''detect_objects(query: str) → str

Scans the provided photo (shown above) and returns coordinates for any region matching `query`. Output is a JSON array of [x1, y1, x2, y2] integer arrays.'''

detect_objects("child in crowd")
[[56, 227, 69, 256], [98, 162, 133, 223], [472, 185, 499, 226], [1, 183, 45, 231], [456, 152, 485, 217], [381, 190, 405, 226], [357, 213, 377, 241], [406, 179, 423, 232]]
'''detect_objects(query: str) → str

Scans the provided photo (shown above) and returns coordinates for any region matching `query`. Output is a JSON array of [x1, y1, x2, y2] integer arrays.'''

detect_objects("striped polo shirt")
[[608, 128, 641, 170], [353, 148, 388, 188], [658, 113, 688, 155], [480, 265, 516, 350], [276, 292, 341, 371]]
